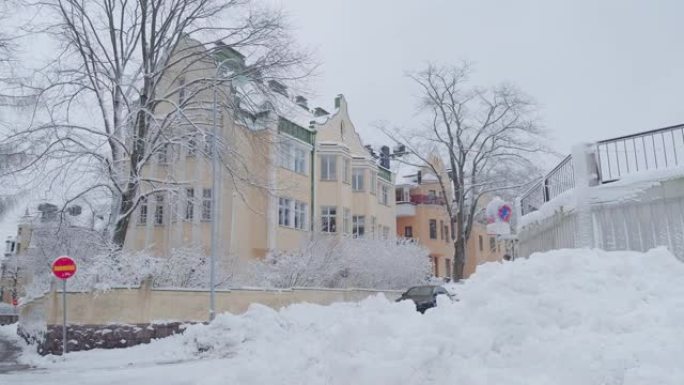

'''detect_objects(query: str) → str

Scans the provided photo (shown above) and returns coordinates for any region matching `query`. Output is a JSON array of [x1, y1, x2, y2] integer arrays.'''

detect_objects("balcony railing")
[[519, 123, 684, 216], [596, 123, 684, 183], [408, 194, 446, 205]]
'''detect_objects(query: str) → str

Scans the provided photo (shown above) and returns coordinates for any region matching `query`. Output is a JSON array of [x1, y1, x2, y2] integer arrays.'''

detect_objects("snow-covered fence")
[[517, 136, 684, 260]]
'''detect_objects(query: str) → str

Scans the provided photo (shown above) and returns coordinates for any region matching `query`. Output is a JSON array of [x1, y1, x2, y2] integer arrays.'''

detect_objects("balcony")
[[396, 202, 416, 217], [409, 194, 446, 205]]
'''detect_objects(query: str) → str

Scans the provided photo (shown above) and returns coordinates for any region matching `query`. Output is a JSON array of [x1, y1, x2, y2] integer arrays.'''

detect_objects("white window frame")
[[352, 215, 365, 238], [201, 188, 212, 221], [320, 155, 337, 181], [380, 183, 389, 205], [352, 168, 365, 192], [321, 206, 337, 233], [154, 194, 164, 226], [279, 197, 292, 227], [294, 201, 308, 230], [278, 139, 309, 175], [294, 148, 307, 174], [138, 196, 148, 225], [185, 188, 194, 221]]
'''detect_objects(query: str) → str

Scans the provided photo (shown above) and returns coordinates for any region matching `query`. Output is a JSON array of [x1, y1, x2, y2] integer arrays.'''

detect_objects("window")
[[352, 168, 365, 191], [185, 188, 194, 220], [380, 184, 389, 205], [489, 237, 496, 252], [278, 141, 293, 169], [187, 137, 197, 157], [383, 226, 390, 239], [343, 208, 351, 234], [352, 215, 365, 237], [294, 201, 307, 230], [201, 188, 212, 221], [154, 194, 164, 225], [294, 148, 307, 174], [321, 206, 337, 233], [479, 235, 484, 252], [370, 172, 377, 194], [343, 158, 351, 184], [158, 143, 169, 164], [178, 76, 186, 104], [279, 140, 309, 175], [204, 136, 213, 156], [371, 216, 377, 238], [440, 220, 444, 240], [404, 226, 413, 238], [429, 219, 437, 239], [432, 255, 439, 276], [138, 197, 148, 225], [321, 155, 337, 181], [279, 198, 292, 227], [444, 225, 449, 242], [445, 259, 452, 278]]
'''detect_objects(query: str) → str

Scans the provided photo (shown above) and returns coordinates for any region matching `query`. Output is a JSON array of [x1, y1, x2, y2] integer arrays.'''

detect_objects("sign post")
[[51, 256, 77, 356]]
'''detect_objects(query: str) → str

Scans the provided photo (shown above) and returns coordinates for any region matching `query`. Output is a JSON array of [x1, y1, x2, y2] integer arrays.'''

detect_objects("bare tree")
[[2, 0, 311, 248], [383, 63, 546, 280]]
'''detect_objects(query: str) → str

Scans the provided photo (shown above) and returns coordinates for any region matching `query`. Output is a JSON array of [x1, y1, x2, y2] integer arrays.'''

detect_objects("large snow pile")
[[6, 247, 684, 385]]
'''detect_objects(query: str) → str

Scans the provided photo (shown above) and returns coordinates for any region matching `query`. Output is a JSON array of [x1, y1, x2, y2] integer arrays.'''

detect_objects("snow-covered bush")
[[246, 237, 432, 290]]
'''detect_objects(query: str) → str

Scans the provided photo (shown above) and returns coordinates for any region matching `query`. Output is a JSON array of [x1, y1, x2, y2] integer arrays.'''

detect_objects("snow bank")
[[8, 247, 684, 384]]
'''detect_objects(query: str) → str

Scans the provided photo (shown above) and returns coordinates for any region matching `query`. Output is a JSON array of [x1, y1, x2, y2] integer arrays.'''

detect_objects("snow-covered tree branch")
[[1, 0, 313, 248]]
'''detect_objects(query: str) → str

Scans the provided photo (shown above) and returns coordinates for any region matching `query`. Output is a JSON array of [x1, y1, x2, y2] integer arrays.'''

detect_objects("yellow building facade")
[[123, 42, 396, 266]]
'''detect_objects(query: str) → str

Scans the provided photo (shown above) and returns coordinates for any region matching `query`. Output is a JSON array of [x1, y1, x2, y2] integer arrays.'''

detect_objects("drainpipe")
[[310, 131, 317, 240]]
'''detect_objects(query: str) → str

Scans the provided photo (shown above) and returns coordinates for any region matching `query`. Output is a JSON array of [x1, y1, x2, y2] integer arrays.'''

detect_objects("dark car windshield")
[[406, 286, 434, 296]]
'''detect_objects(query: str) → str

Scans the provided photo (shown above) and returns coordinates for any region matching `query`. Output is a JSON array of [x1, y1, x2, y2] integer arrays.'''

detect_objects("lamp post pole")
[[210, 59, 231, 322]]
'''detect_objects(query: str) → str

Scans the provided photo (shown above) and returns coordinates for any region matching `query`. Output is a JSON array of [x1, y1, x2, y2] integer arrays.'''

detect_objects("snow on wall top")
[[518, 166, 684, 229]]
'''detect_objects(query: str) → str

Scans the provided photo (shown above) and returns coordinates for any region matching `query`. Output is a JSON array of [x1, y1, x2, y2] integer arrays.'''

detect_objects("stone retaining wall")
[[18, 322, 197, 355]]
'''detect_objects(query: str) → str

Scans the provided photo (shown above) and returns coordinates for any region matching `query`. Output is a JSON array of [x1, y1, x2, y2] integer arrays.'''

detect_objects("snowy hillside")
[[4, 247, 684, 384]]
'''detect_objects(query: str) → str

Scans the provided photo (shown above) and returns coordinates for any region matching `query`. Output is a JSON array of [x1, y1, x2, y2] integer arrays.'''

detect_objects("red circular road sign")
[[52, 256, 77, 280]]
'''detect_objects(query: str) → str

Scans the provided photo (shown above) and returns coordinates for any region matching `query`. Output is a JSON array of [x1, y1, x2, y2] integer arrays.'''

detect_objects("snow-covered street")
[[2, 247, 684, 385]]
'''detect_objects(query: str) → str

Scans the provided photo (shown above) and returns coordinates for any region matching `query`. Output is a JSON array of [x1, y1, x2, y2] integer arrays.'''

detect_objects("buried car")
[[396, 285, 455, 313]]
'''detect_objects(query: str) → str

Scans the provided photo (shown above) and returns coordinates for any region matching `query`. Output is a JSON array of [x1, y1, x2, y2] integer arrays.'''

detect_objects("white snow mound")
[[9, 247, 684, 385]]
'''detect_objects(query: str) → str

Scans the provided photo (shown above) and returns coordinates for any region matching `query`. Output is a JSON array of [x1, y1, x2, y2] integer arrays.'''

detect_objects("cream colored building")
[[124, 41, 396, 264], [394, 157, 505, 279]]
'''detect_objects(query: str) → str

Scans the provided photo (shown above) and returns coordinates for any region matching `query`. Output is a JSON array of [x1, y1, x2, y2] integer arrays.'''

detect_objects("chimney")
[[295, 96, 308, 110], [417, 171, 422, 185], [314, 107, 329, 117], [380, 146, 390, 169], [37, 203, 58, 222], [267, 80, 288, 97], [334, 95, 341, 109], [393, 144, 406, 156]]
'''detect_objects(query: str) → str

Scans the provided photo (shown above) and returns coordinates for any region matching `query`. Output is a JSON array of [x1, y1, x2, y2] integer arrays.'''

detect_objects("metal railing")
[[520, 155, 574, 216], [409, 194, 446, 205], [596, 123, 684, 183], [520, 123, 684, 216]]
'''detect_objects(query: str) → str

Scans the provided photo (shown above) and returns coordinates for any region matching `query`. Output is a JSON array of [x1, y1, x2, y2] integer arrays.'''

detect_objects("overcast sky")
[[271, 0, 684, 155]]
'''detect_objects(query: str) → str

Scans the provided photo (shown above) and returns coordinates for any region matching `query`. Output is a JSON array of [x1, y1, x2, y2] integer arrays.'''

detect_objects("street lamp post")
[[209, 59, 232, 322]]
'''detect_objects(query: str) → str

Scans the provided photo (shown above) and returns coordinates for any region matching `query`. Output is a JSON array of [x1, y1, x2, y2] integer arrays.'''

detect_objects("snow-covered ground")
[[3, 247, 684, 384]]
